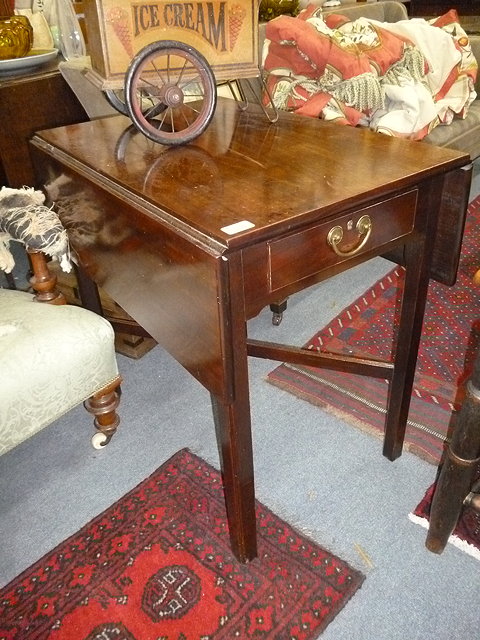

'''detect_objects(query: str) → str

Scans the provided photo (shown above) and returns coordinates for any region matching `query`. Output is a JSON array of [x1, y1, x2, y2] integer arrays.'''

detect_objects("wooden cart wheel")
[[125, 40, 217, 146]]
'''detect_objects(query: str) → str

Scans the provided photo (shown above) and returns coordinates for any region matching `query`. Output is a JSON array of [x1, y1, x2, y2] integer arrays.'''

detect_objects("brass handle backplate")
[[327, 214, 372, 257]]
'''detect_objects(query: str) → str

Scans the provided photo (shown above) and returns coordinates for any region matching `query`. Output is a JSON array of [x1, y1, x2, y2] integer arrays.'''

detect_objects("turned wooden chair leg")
[[426, 352, 480, 553], [426, 268, 480, 553], [84, 377, 122, 449], [27, 248, 66, 305]]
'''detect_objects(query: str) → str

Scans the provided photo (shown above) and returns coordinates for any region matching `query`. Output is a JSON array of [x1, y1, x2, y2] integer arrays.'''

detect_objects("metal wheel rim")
[[125, 40, 216, 146]]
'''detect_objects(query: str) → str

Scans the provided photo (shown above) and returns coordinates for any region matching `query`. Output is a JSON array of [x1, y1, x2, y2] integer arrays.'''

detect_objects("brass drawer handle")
[[327, 214, 372, 257]]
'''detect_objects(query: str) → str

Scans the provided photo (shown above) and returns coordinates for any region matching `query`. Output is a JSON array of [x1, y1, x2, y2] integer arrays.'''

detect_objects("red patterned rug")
[[0, 449, 364, 640], [267, 196, 480, 466], [410, 466, 480, 561]]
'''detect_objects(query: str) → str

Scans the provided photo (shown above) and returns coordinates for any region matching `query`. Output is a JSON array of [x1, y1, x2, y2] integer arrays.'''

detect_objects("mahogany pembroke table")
[[30, 98, 471, 562]]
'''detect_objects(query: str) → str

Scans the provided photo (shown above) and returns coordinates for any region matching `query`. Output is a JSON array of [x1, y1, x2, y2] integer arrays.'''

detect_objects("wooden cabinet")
[[0, 59, 88, 188]]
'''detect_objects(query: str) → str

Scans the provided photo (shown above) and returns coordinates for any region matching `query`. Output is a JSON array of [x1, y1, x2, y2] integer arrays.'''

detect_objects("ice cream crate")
[[83, 0, 260, 89]]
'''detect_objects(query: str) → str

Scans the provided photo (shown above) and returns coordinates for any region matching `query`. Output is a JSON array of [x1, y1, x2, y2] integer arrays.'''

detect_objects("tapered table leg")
[[210, 249, 257, 563], [426, 352, 480, 553], [211, 393, 257, 562], [383, 238, 432, 461], [383, 177, 445, 461]]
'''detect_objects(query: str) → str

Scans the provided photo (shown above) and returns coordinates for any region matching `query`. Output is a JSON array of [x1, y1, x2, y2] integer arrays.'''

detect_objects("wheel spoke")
[[176, 58, 189, 87], [144, 101, 164, 118], [139, 75, 164, 91], [180, 108, 192, 128], [159, 107, 169, 129], [183, 91, 205, 99], [140, 88, 159, 107], [149, 58, 169, 87], [180, 75, 202, 90], [183, 102, 201, 115]]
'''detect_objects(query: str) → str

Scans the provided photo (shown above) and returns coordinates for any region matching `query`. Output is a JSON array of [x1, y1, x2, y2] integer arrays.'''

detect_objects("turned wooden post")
[[27, 248, 66, 305], [426, 348, 480, 553]]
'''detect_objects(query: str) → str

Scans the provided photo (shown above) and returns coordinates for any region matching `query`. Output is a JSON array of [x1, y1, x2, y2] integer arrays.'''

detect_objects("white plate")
[[0, 49, 58, 74]]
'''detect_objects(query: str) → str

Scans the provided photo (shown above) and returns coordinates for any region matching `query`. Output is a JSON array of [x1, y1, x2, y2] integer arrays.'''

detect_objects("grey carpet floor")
[[1, 169, 480, 639]]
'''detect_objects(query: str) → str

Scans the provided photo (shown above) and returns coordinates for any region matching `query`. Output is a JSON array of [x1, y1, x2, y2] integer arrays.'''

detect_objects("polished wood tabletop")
[[31, 99, 468, 247], [31, 98, 471, 562]]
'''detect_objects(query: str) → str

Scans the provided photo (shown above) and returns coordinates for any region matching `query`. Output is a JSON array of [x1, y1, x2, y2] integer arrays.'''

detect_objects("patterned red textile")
[[0, 449, 364, 639], [265, 12, 372, 80], [263, 6, 476, 138], [430, 9, 477, 114], [264, 9, 381, 119], [267, 196, 480, 466], [321, 10, 415, 77]]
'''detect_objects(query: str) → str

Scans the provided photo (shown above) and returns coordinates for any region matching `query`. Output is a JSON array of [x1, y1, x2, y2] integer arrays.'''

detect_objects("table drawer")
[[268, 189, 417, 292]]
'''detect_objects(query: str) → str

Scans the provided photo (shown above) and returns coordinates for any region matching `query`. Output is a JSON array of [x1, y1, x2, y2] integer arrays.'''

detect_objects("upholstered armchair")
[[0, 186, 122, 456]]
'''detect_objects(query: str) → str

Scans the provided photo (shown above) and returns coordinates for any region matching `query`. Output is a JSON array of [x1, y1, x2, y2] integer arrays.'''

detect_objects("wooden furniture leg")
[[210, 252, 257, 563], [28, 248, 66, 304], [426, 349, 480, 553], [383, 179, 443, 461], [84, 378, 122, 449], [383, 238, 431, 460], [211, 393, 257, 562], [74, 262, 104, 316]]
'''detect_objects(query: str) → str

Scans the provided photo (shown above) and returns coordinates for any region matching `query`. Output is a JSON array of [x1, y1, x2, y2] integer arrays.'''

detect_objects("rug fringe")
[[408, 513, 480, 562]]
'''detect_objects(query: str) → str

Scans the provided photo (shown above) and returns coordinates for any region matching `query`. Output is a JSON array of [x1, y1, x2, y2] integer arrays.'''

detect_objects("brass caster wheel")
[[272, 312, 283, 326]]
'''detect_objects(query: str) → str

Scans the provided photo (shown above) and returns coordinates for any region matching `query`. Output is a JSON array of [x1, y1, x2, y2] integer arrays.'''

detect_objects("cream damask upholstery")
[[0, 288, 121, 455], [0, 186, 122, 456]]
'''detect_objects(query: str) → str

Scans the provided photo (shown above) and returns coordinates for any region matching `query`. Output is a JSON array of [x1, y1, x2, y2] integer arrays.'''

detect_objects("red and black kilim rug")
[[0, 449, 364, 639], [267, 195, 480, 467]]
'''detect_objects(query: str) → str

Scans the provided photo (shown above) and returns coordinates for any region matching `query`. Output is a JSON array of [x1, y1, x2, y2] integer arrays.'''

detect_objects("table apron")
[[241, 188, 419, 316]]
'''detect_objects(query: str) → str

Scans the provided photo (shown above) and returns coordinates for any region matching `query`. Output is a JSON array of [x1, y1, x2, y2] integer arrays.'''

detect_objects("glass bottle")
[[55, 0, 86, 59]]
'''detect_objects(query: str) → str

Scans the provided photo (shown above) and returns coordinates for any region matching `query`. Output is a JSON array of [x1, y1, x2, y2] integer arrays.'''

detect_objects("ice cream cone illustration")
[[106, 6, 134, 58], [228, 3, 246, 52]]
